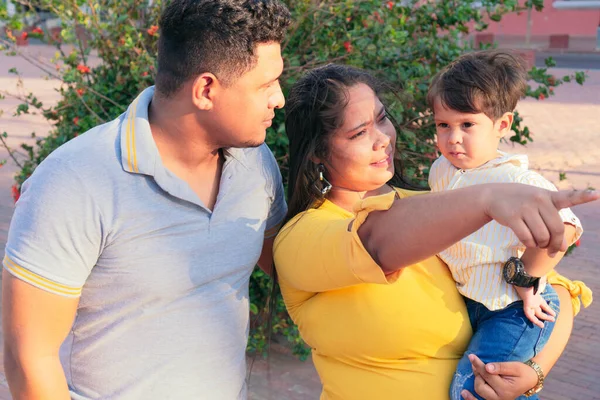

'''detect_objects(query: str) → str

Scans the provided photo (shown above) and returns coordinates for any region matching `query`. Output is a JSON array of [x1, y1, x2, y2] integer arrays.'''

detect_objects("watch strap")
[[504, 257, 540, 291], [523, 359, 545, 397]]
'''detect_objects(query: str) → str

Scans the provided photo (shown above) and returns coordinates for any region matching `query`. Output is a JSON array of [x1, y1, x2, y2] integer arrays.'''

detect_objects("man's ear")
[[191, 73, 219, 111], [497, 112, 514, 138]]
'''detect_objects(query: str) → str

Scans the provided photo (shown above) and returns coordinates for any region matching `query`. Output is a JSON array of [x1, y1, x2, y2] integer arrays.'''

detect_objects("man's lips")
[[263, 115, 275, 126]]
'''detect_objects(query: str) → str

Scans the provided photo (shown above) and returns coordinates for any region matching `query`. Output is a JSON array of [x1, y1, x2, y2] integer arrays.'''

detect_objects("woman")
[[273, 64, 596, 400]]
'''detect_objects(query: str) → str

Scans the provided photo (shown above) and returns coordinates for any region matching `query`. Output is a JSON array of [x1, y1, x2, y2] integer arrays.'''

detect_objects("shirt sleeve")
[[274, 191, 400, 294], [3, 157, 104, 298], [516, 170, 583, 245], [260, 144, 287, 239], [427, 157, 441, 192], [428, 156, 453, 193]]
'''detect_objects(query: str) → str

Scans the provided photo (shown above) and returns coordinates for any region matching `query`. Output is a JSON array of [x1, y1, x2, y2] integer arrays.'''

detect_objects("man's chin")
[[237, 133, 266, 148], [242, 140, 265, 148]]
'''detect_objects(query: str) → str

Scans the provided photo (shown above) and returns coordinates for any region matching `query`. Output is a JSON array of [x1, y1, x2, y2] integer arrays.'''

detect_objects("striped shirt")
[[429, 152, 583, 310]]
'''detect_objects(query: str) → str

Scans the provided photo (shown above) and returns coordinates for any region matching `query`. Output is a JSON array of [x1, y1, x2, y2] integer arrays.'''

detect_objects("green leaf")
[[543, 57, 556, 68]]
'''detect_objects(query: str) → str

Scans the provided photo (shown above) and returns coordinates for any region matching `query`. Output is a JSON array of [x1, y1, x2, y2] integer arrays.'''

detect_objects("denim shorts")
[[450, 285, 560, 400]]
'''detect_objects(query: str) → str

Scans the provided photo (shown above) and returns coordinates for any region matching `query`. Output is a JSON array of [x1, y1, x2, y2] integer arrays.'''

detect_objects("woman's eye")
[[378, 112, 389, 123], [350, 130, 366, 140]]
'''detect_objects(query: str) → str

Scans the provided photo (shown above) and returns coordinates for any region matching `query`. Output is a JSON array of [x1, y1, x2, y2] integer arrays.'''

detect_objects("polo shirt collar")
[[119, 86, 253, 209], [120, 86, 251, 176], [120, 86, 158, 176]]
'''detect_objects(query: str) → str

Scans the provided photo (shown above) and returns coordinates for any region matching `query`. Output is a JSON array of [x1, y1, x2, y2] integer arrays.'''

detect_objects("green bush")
[[0, 0, 586, 359]]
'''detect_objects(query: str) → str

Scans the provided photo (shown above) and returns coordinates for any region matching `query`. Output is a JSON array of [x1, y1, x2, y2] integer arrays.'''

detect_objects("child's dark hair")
[[427, 49, 528, 120]]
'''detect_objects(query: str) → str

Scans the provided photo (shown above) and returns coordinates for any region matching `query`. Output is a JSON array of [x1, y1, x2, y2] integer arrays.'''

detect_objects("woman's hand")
[[483, 186, 598, 257], [460, 354, 538, 400]]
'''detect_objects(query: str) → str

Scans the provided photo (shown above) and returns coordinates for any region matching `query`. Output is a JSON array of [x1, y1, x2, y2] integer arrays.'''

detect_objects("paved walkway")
[[0, 46, 599, 399]]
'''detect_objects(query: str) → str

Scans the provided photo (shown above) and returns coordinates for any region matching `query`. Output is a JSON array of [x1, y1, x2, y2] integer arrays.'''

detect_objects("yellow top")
[[274, 188, 592, 400], [274, 189, 472, 400]]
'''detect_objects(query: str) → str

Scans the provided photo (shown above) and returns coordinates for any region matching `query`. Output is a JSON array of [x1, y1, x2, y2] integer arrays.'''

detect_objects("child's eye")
[[437, 123, 448, 128], [463, 122, 474, 128]]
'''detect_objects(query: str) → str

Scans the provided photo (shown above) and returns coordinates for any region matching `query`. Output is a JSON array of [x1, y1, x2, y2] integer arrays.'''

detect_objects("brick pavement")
[[0, 46, 598, 399]]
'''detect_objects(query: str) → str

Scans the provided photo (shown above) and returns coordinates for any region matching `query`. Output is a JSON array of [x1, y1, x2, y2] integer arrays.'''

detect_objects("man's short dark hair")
[[155, 0, 291, 97], [427, 50, 528, 120]]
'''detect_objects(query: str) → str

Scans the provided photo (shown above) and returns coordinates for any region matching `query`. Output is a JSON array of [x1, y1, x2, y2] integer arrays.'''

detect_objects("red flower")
[[32, 27, 44, 35], [77, 64, 91, 74], [387, 1, 394, 10], [539, 93, 545, 100], [547, 76, 556, 86], [73, 117, 79, 125], [141, 71, 149, 77], [147, 25, 159, 36], [11, 184, 20, 203], [76, 88, 85, 96], [575, 239, 581, 247], [549, 88, 554, 95], [343, 41, 353, 53], [20, 31, 28, 40], [373, 11, 384, 24]]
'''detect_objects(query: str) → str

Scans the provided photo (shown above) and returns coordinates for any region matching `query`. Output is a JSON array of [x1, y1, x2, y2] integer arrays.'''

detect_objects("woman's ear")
[[310, 156, 322, 165]]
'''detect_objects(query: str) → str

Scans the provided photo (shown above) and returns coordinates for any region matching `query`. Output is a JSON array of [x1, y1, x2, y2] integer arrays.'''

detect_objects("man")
[[2, 1, 290, 398]]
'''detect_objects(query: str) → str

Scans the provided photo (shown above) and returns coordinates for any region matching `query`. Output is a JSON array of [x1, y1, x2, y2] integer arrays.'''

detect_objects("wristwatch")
[[502, 257, 541, 294], [523, 359, 545, 397]]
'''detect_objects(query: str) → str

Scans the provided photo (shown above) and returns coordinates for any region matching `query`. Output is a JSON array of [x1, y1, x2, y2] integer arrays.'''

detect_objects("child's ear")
[[496, 112, 514, 138]]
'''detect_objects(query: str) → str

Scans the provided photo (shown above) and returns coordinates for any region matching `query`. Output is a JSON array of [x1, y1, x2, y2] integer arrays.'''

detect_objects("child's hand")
[[514, 286, 556, 328]]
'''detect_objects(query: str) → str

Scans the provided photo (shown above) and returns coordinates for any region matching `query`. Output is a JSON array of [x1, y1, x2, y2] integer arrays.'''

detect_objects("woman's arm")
[[359, 185, 597, 275], [461, 285, 574, 400]]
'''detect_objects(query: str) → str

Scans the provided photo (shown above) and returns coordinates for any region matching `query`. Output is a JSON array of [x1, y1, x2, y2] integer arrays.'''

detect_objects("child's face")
[[433, 98, 512, 170]]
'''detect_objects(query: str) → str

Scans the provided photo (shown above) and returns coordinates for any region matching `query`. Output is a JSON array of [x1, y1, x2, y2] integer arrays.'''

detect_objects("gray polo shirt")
[[3, 86, 286, 399]]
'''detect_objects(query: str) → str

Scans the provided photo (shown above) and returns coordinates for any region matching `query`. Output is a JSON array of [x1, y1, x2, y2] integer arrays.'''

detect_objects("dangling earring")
[[316, 163, 332, 196]]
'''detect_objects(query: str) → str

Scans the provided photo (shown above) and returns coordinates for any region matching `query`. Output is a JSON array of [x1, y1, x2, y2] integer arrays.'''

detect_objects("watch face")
[[503, 260, 516, 283]]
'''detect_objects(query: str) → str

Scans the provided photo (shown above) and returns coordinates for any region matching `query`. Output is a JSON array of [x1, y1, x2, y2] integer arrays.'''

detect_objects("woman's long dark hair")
[[259, 65, 419, 364], [283, 63, 417, 227]]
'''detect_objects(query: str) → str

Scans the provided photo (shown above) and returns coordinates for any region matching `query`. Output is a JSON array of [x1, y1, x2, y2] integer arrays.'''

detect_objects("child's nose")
[[448, 129, 462, 144]]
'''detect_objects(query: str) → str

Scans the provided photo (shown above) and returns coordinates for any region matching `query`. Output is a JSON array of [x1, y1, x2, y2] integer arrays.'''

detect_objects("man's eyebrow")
[[261, 74, 282, 88], [345, 106, 386, 133]]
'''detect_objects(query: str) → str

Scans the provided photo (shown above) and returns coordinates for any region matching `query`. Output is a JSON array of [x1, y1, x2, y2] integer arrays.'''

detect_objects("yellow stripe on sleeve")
[[3, 256, 82, 297]]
